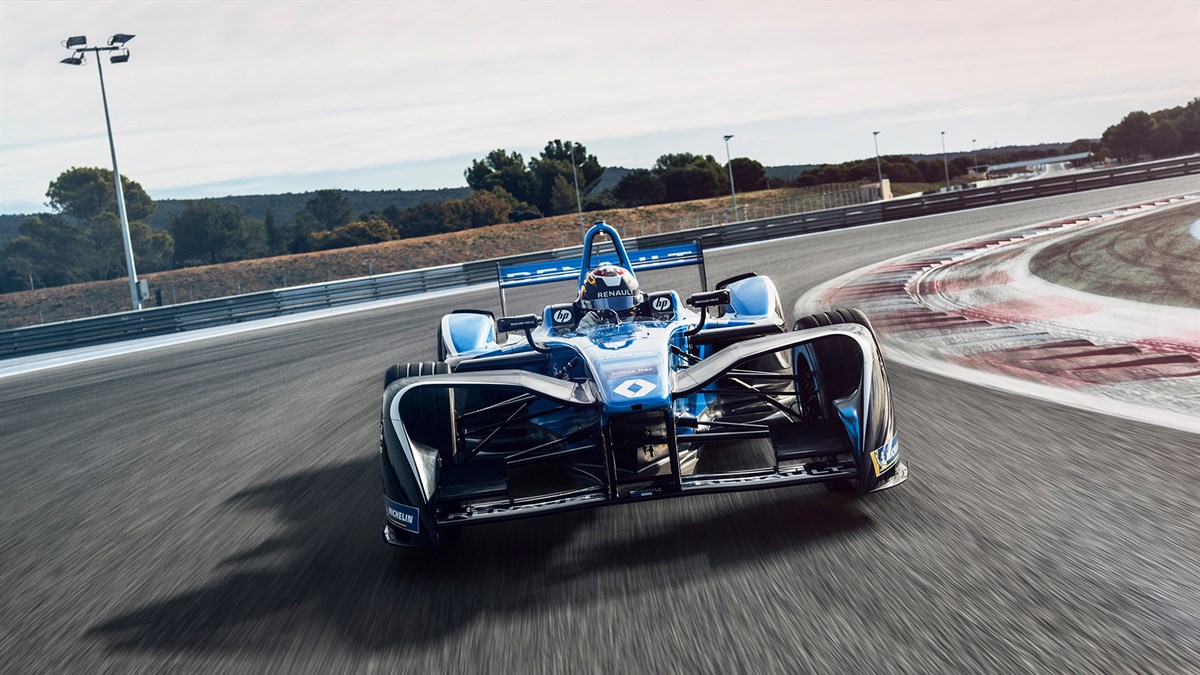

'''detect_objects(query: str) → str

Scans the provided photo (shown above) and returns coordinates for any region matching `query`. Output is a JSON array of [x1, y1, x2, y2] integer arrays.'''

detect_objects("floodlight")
[[56, 33, 146, 311]]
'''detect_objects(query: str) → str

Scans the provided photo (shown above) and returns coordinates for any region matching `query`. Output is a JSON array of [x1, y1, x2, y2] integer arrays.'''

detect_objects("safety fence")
[[3, 154, 1197, 359]]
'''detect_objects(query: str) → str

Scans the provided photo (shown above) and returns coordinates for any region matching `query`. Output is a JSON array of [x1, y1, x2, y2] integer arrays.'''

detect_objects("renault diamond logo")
[[614, 378, 655, 398]]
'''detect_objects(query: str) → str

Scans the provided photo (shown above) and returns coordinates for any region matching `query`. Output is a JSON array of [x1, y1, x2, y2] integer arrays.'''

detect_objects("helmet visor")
[[591, 293, 638, 313]]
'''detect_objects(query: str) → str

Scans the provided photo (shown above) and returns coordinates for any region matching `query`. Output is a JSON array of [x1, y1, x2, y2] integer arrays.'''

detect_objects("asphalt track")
[[3, 176, 1199, 674]]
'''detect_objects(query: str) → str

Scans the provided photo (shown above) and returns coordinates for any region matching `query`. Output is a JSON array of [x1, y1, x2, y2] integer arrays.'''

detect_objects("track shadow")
[[88, 455, 872, 653]]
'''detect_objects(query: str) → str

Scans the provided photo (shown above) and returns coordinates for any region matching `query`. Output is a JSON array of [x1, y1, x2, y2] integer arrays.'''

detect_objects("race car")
[[380, 221, 906, 547]]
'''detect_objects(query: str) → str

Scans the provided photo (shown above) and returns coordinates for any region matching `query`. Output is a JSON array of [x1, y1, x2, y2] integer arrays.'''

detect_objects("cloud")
[[2, 1, 1198, 211]]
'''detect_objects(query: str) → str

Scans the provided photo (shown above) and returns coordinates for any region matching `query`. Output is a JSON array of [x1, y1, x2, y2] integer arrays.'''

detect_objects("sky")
[[1, 1, 1197, 214]]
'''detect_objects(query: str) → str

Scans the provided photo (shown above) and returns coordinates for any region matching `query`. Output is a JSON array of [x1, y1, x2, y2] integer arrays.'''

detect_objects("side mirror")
[[496, 314, 541, 333], [496, 314, 550, 354], [683, 290, 730, 336], [685, 289, 731, 309]]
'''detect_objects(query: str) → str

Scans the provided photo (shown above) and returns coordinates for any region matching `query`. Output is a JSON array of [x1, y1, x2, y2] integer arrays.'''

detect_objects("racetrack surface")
[[1030, 200, 1200, 308], [3, 176, 1199, 674]]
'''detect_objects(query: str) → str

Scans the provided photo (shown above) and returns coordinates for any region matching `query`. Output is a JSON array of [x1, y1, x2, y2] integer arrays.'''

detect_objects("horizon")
[[2, 1, 1197, 215]]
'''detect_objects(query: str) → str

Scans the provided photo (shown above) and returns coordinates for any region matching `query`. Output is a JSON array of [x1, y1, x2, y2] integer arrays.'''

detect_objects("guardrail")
[[3, 154, 1198, 360]]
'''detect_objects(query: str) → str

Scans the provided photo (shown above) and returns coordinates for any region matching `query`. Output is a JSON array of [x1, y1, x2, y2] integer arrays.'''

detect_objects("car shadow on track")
[[87, 455, 874, 654]]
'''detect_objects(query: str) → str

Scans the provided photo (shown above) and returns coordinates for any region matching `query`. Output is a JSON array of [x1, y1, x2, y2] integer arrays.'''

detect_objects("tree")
[[879, 158, 922, 183], [0, 215, 90, 289], [524, 141, 604, 215], [444, 190, 514, 231], [613, 169, 666, 206], [659, 167, 721, 202], [729, 158, 767, 191], [549, 175, 578, 216], [395, 201, 449, 238], [466, 141, 605, 216], [653, 153, 705, 172], [582, 190, 618, 212], [465, 149, 539, 206], [45, 167, 155, 224], [508, 203, 543, 222], [1173, 98, 1200, 153], [33, 166, 171, 283], [1064, 138, 1093, 154], [129, 220, 175, 273], [653, 153, 726, 202], [309, 219, 397, 250], [536, 140, 604, 188], [1102, 111, 1155, 160], [168, 200, 263, 265], [304, 189, 353, 231], [264, 207, 283, 255], [1148, 118, 1182, 158], [465, 149, 526, 189]]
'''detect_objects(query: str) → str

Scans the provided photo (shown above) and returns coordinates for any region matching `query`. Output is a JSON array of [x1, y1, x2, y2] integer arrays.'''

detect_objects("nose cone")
[[579, 323, 672, 413]]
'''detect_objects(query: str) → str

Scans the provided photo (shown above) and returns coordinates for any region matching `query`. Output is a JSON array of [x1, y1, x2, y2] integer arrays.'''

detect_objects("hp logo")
[[553, 309, 573, 324], [652, 297, 671, 312]]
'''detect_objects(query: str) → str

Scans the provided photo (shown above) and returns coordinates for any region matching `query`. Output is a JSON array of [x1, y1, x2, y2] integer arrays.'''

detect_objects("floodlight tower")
[[940, 131, 950, 190], [60, 33, 143, 311], [872, 131, 883, 186], [568, 143, 585, 235], [723, 134, 738, 221]]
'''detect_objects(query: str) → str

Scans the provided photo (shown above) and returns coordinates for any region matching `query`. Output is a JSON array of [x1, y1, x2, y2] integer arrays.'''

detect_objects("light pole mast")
[[972, 138, 979, 173], [941, 131, 950, 190], [61, 34, 142, 311], [872, 130, 883, 188], [723, 134, 738, 221], [568, 142, 584, 235]]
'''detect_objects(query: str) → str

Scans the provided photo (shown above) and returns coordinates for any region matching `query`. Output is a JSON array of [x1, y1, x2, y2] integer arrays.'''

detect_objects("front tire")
[[383, 361, 455, 463], [794, 308, 887, 494]]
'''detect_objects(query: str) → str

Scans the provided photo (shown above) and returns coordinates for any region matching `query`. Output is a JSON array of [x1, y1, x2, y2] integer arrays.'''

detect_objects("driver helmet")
[[578, 263, 643, 316]]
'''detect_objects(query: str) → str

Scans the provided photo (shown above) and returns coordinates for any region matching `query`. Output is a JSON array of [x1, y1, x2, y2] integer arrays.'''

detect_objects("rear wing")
[[497, 240, 707, 315]]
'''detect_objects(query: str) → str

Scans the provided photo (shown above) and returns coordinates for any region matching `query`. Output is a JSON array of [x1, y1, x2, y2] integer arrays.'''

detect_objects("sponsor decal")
[[385, 497, 420, 533], [614, 378, 656, 399], [598, 351, 655, 360], [553, 309, 574, 324], [609, 366, 655, 378], [869, 436, 900, 476], [595, 289, 634, 298], [652, 296, 672, 312]]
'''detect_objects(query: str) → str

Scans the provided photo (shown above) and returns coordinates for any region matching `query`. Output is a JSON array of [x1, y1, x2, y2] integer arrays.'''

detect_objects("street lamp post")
[[972, 138, 979, 173], [723, 134, 738, 221], [568, 143, 584, 235], [60, 34, 142, 311], [872, 130, 883, 189], [940, 131, 950, 190]]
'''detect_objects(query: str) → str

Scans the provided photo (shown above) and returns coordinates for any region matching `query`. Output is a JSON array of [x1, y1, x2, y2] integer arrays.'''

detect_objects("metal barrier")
[[3, 154, 1198, 360]]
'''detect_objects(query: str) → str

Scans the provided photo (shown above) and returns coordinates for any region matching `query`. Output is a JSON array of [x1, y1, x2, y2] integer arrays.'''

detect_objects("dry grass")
[[0, 184, 872, 329]]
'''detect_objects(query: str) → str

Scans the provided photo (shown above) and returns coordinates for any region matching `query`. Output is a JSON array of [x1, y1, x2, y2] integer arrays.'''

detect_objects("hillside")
[[0, 142, 1081, 245], [0, 182, 871, 329], [0, 186, 471, 243]]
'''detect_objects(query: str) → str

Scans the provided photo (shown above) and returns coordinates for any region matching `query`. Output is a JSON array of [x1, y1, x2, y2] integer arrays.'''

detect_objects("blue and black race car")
[[380, 222, 906, 547]]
